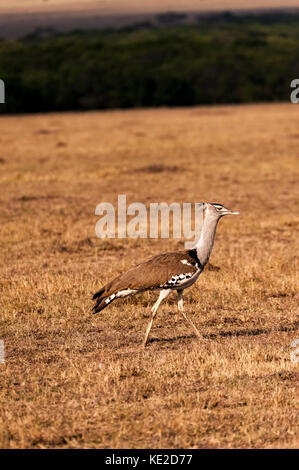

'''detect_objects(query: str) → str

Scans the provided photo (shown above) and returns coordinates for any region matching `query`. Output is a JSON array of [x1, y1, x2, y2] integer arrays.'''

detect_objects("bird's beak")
[[222, 208, 240, 215], [227, 210, 240, 215]]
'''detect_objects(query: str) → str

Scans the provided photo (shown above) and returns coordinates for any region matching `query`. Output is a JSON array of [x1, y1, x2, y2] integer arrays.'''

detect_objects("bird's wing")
[[101, 249, 201, 297]]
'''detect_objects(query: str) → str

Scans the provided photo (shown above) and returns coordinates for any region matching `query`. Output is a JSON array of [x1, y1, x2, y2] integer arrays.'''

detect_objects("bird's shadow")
[[149, 324, 299, 344], [148, 334, 193, 344]]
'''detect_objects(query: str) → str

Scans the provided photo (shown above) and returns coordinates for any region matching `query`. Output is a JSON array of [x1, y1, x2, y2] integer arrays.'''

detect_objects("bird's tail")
[[92, 287, 105, 301], [92, 287, 116, 314]]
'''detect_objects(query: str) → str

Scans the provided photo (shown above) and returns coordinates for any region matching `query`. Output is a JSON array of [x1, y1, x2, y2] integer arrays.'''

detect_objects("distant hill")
[[2, 0, 299, 39], [3, 0, 299, 15]]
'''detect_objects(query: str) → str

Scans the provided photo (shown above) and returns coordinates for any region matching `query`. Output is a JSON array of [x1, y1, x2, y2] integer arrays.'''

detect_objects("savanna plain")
[[0, 103, 298, 448]]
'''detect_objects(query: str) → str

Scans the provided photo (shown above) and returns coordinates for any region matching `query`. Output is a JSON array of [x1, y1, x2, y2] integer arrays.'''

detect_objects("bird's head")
[[204, 202, 240, 218]]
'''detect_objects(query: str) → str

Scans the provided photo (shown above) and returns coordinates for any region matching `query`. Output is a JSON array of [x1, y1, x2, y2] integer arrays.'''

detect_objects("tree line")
[[1, 12, 299, 113]]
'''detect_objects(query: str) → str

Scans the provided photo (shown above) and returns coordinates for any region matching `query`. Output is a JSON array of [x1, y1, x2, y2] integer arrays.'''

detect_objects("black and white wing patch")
[[160, 270, 200, 289]]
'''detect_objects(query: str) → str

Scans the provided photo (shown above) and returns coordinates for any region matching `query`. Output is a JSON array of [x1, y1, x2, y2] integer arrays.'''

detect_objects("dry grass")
[[0, 103, 298, 449]]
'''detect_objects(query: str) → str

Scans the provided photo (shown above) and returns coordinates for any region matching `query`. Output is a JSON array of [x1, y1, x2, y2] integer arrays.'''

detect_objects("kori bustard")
[[92, 203, 239, 347]]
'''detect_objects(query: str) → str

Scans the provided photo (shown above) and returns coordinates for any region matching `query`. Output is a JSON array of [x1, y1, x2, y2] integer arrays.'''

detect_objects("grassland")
[[0, 103, 298, 448]]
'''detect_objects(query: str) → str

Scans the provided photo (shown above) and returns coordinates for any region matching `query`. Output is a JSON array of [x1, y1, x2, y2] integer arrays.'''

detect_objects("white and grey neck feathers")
[[194, 209, 221, 267]]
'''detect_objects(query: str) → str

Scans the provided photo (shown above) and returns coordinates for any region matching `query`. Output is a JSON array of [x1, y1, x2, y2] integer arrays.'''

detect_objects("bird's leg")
[[143, 289, 171, 348], [181, 311, 201, 340], [177, 290, 201, 340], [177, 290, 184, 311]]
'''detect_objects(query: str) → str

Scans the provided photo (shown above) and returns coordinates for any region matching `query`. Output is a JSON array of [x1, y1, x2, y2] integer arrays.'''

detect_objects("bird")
[[92, 202, 239, 347]]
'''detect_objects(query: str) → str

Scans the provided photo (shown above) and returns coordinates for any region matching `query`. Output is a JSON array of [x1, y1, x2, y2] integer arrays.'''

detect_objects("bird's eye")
[[212, 203, 223, 211]]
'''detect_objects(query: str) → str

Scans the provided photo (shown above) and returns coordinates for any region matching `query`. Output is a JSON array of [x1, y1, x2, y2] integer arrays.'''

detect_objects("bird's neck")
[[194, 215, 220, 266]]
